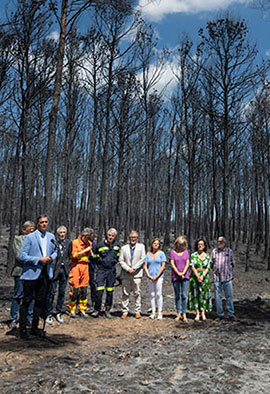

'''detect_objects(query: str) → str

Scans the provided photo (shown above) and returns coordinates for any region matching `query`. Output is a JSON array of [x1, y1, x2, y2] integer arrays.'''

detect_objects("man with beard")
[[119, 231, 146, 319], [210, 236, 236, 321]]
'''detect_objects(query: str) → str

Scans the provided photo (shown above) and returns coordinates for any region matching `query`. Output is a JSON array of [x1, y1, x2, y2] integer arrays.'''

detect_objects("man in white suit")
[[119, 231, 146, 319]]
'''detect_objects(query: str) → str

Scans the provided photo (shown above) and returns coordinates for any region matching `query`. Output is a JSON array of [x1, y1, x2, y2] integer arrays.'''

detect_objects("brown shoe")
[[135, 313, 141, 319], [121, 313, 128, 319]]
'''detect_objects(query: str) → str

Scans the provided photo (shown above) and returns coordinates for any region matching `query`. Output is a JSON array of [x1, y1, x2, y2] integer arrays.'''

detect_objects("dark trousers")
[[10, 277, 34, 323], [47, 268, 68, 315], [88, 261, 96, 305], [95, 267, 116, 311], [20, 274, 49, 331]]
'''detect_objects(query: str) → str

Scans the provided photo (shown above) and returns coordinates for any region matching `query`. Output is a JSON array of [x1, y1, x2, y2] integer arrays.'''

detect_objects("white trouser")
[[122, 276, 142, 313], [147, 277, 163, 313]]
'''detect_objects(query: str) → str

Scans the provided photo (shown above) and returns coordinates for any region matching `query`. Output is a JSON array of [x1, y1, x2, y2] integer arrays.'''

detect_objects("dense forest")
[[0, 0, 270, 271]]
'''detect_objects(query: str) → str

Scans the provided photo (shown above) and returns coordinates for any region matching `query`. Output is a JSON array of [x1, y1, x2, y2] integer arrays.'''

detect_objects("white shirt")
[[38, 231, 47, 257]]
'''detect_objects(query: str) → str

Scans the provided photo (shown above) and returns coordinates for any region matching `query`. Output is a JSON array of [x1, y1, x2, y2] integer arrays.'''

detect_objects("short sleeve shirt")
[[144, 251, 167, 278], [170, 249, 189, 281]]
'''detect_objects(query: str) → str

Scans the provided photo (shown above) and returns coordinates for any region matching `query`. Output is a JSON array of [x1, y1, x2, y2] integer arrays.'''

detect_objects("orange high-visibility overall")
[[68, 236, 92, 314]]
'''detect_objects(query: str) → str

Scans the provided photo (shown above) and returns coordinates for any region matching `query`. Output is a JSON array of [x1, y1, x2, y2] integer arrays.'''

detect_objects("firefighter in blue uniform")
[[91, 228, 120, 318]]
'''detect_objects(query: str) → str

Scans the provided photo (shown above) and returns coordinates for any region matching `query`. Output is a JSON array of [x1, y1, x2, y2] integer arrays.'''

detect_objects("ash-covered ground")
[[0, 233, 270, 393]]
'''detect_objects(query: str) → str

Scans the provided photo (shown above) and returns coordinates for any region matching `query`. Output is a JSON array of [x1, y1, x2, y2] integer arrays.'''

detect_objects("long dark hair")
[[194, 239, 207, 252]]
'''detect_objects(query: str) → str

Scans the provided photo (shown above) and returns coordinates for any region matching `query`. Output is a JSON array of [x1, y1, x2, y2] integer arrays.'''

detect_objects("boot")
[[104, 307, 112, 319], [91, 310, 100, 318], [20, 328, 29, 340], [30, 327, 46, 338]]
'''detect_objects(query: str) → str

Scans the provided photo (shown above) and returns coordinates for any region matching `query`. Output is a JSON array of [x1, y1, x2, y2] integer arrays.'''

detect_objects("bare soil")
[[0, 238, 270, 393]]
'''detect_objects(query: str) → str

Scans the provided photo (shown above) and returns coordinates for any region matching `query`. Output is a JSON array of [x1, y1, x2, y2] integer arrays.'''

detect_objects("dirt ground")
[[0, 239, 270, 393]]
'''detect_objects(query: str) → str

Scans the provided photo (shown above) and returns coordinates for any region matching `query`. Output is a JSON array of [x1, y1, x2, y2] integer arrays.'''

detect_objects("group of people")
[[143, 235, 235, 322], [9, 214, 236, 339]]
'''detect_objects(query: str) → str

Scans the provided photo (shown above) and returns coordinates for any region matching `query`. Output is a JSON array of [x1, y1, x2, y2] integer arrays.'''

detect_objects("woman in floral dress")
[[188, 239, 212, 321]]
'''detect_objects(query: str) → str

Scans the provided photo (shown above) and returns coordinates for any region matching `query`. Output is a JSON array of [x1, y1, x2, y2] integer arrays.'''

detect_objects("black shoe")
[[87, 307, 95, 315], [229, 315, 236, 321], [91, 310, 100, 318], [215, 316, 224, 321], [20, 329, 29, 340], [30, 328, 46, 338]]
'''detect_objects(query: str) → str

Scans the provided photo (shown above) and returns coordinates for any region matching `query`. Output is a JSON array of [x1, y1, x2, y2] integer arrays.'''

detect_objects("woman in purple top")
[[170, 236, 190, 322]]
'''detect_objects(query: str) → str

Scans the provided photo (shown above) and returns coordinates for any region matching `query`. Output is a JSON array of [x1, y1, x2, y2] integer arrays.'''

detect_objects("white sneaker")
[[9, 320, 17, 330], [55, 313, 64, 324], [149, 313, 156, 319], [46, 315, 53, 325], [157, 313, 163, 320]]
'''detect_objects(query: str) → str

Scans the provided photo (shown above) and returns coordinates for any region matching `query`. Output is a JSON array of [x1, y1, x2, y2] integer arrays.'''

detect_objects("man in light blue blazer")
[[19, 215, 57, 339]]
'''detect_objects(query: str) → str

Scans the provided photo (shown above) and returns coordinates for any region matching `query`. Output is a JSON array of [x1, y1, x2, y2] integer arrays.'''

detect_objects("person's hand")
[[39, 256, 52, 264], [78, 246, 91, 256], [128, 268, 135, 275]]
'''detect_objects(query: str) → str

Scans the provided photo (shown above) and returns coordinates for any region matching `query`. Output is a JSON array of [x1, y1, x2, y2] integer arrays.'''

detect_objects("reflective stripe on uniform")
[[96, 286, 105, 291], [106, 287, 114, 292], [68, 299, 77, 312], [92, 254, 99, 258], [113, 246, 120, 250], [79, 256, 89, 261], [98, 246, 110, 252], [79, 299, 87, 311]]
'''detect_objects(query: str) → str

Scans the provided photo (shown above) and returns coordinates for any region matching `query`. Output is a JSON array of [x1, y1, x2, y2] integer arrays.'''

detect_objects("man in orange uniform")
[[68, 228, 94, 317]]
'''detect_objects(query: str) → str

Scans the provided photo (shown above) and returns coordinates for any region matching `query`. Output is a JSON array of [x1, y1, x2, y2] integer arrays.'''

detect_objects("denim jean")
[[172, 279, 189, 314], [10, 277, 33, 323], [47, 268, 68, 315], [214, 280, 234, 317]]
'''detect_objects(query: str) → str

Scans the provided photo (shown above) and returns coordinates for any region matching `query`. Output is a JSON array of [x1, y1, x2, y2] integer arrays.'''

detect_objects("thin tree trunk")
[[45, 0, 68, 213]]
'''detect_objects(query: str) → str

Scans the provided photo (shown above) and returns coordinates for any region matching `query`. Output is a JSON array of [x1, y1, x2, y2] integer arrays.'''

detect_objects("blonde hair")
[[173, 235, 188, 250], [150, 238, 161, 252]]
